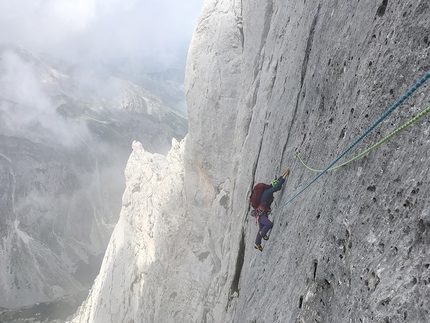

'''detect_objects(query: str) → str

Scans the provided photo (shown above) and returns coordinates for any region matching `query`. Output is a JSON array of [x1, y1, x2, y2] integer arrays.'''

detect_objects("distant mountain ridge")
[[0, 43, 187, 152], [0, 43, 187, 310]]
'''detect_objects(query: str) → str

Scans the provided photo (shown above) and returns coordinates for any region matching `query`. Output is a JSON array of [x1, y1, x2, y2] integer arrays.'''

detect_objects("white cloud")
[[48, 0, 97, 31], [0, 50, 90, 146], [0, 0, 204, 68]]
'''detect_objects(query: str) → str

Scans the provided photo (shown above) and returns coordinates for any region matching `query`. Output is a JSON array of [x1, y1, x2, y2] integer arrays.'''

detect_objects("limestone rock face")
[[73, 0, 430, 322], [73, 139, 190, 322]]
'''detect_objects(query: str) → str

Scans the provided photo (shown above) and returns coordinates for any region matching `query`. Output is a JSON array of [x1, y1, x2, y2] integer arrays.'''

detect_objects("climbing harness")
[[273, 70, 430, 212], [297, 104, 430, 172]]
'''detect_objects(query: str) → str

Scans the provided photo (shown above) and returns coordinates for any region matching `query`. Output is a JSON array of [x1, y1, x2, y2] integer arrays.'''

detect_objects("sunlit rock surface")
[[73, 139, 190, 322], [73, 0, 430, 322]]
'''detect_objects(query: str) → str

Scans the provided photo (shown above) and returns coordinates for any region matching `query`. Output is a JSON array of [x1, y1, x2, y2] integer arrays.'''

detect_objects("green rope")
[[274, 70, 430, 211], [297, 105, 430, 173]]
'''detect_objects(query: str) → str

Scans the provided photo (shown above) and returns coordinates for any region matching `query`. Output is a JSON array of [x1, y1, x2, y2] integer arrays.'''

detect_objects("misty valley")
[[0, 44, 187, 322]]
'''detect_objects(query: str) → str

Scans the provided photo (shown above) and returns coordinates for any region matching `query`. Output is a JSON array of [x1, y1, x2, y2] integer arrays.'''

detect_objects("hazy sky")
[[0, 0, 203, 146], [0, 0, 205, 69]]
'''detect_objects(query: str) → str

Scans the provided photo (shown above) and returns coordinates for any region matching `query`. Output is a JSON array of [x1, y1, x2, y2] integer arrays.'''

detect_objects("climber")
[[254, 167, 290, 251]]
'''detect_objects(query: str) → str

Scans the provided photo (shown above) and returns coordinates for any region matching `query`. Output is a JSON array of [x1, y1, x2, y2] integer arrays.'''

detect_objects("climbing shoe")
[[260, 231, 269, 241], [254, 244, 263, 251]]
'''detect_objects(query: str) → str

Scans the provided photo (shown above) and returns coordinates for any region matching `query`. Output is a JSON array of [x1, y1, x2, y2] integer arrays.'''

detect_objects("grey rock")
[[0, 135, 118, 308], [73, 0, 430, 322]]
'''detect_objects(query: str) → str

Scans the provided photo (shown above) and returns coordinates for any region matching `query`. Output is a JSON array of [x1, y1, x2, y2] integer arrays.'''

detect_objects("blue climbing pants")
[[255, 213, 273, 245]]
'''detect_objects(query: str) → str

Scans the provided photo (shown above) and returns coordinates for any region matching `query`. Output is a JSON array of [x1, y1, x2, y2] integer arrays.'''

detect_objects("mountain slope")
[[0, 45, 187, 309], [72, 0, 430, 322]]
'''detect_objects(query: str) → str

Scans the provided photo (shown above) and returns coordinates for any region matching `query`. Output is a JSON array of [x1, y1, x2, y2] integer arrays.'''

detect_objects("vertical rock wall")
[[227, 1, 430, 322], [73, 0, 430, 322]]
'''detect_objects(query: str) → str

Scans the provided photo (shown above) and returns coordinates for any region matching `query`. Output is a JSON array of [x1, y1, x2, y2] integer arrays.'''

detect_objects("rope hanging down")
[[273, 70, 430, 212], [297, 104, 430, 172]]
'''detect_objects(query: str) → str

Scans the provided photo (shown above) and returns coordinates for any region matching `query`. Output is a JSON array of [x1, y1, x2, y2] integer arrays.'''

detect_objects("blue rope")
[[274, 70, 430, 211]]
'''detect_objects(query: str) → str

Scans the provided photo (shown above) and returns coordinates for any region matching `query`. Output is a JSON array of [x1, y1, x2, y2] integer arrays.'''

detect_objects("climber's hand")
[[282, 167, 290, 179]]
